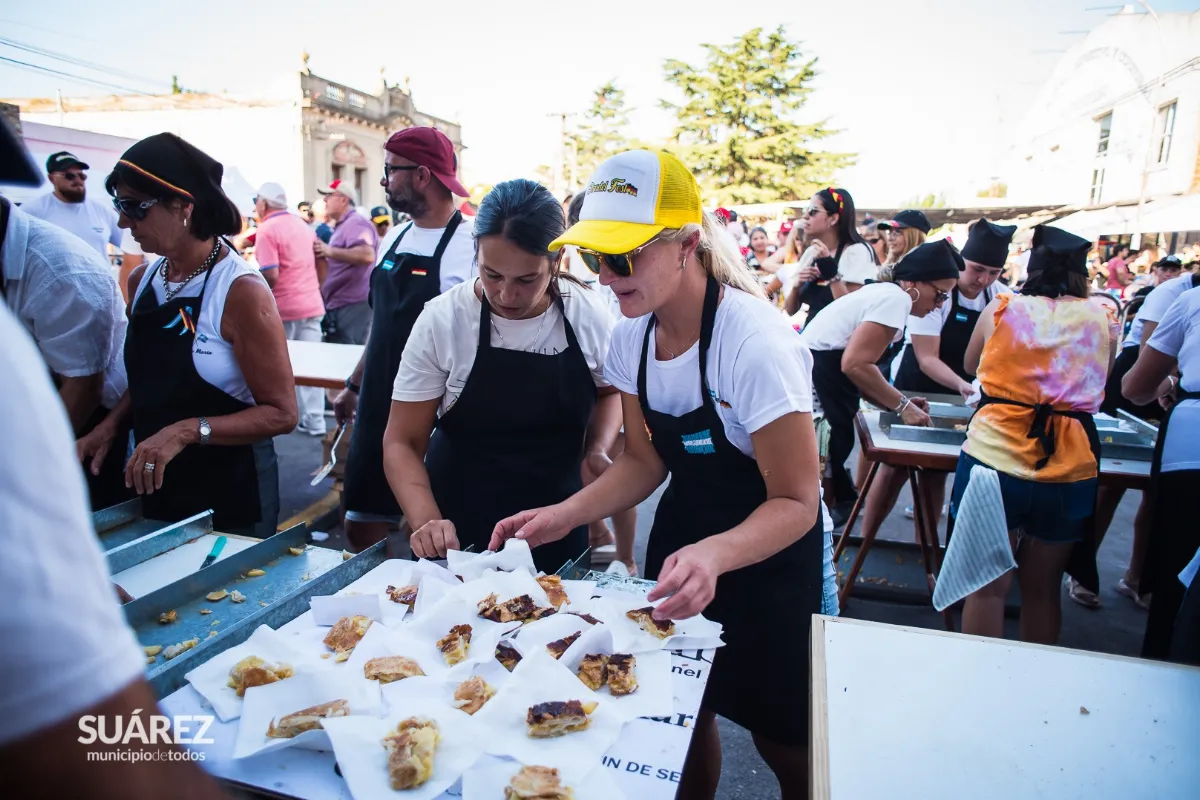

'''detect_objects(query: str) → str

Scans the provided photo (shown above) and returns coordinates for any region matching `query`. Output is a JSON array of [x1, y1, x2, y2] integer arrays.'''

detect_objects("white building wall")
[[1003, 9, 1200, 207]]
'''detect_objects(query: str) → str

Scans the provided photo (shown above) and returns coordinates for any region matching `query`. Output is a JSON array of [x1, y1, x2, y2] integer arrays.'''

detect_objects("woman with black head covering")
[[953, 224, 1120, 644], [382, 179, 619, 572], [800, 240, 962, 527], [76, 133, 297, 536]]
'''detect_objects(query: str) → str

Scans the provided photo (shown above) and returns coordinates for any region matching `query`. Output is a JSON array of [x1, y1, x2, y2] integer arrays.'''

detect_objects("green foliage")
[[659, 26, 853, 206], [902, 192, 948, 209], [566, 81, 631, 190]]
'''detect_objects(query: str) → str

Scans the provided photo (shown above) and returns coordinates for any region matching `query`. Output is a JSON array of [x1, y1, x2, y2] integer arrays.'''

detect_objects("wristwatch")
[[344, 377, 361, 394], [198, 416, 211, 445]]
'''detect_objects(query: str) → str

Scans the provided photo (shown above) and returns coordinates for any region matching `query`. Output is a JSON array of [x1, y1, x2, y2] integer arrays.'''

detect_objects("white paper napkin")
[[309, 593, 384, 626], [446, 567, 553, 614], [184, 625, 310, 722], [560, 646, 674, 722], [342, 621, 455, 683], [471, 650, 626, 783], [559, 579, 598, 608], [233, 670, 384, 759], [580, 596, 723, 653], [514, 613, 610, 665], [447, 538, 537, 580], [286, 616, 383, 669], [403, 597, 514, 672], [379, 660, 511, 718], [321, 695, 483, 800], [462, 755, 627, 800]]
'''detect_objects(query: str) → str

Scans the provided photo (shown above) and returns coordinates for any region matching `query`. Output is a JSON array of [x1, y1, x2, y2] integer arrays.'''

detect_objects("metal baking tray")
[[127, 522, 387, 697]]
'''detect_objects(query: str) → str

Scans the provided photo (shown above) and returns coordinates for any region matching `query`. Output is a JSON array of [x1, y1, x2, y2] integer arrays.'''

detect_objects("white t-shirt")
[[1124, 273, 1198, 349], [376, 216, 477, 293], [394, 278, 615, 415], [132, 252, 266, 405], [799, 281, 913, 352], [19, 192, 130, 258], [836, 241, 878, 285], [606, 287, 813, 457], [0, 304, 145, 746], [1146, 286, 1200, 473], [905, 282, 1011, 342], [2, 201, 127, 406]]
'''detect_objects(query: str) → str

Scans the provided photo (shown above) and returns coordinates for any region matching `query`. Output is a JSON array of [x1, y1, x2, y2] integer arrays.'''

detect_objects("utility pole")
[[1133, 1, 1164, 248], [546, 111, 577, 197]]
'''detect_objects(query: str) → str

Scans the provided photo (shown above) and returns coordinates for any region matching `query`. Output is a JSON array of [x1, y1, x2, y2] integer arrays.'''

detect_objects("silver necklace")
[[162, 240, 221, 302], [489, 296, 551, 352], [660, 322, 700, 359]]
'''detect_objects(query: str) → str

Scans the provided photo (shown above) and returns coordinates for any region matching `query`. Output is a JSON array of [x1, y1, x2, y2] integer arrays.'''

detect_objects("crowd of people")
[[2, 112, 1198, 799]]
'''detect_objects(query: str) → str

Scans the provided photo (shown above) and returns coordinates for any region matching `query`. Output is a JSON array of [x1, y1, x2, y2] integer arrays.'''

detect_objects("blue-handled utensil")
[[200, 535, 227, 569]]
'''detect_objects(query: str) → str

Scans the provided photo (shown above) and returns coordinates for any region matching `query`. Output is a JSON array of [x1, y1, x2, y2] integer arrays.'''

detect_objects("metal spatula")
[[311, 423, 346, 486]]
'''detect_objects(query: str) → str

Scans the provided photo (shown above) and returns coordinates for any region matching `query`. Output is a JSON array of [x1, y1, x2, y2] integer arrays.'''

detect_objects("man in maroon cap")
[[334, 126, 475, 550]]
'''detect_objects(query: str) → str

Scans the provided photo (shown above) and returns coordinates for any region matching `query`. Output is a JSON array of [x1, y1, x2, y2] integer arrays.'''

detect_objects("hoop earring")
[[183, 217, 189, 228], [905, 287, 919, 302]]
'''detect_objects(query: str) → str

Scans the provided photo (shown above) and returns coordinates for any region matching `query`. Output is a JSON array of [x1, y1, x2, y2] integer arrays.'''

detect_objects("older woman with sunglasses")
[[382, 179, 618, 572], [800, 241, 962, 527], [76, 133, 297, 537], [492, 151, 825, 799]]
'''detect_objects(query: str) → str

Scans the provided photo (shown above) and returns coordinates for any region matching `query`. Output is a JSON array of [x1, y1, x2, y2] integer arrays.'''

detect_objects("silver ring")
[[144, 462, 157, 472]]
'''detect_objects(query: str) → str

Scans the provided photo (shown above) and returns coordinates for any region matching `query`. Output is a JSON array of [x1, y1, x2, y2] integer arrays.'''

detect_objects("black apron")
[[344, 213, 463, 517], [896, 286, 990, 394], [1140, 388, 1200, 658], [424, 287, 594, 573], [795, 242, 845, 323], [641, 277, 822, 745], [125, 256, 277, 536], [810, 346, 867, 507], [970, 391, 1103, 593]]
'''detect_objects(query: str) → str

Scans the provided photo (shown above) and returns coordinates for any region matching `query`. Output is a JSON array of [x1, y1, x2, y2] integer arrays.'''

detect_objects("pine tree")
[[565, 81, 631, 192], [661, 26, 853, 206]]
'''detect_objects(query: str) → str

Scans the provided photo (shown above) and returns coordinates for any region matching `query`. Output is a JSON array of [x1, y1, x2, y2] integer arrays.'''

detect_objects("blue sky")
[[1, 0, 1196, 204]]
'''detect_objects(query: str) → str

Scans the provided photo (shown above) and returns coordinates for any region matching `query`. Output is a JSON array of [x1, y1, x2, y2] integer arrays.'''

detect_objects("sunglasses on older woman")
[[578, 236, 660, 278], [112, 196, 160, 221]]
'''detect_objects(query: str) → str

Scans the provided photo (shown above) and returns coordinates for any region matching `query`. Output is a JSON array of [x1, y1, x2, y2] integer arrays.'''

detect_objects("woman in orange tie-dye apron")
[[952, 225, 1120, 645]]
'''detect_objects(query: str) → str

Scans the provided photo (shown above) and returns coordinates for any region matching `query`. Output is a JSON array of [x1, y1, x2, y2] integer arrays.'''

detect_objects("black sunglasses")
[[578, 237, 660, 278], [931, 287, 951, 304], [383, 164, 421, 179], [59, 170, 86, 182], [112, 196, 160, 221]]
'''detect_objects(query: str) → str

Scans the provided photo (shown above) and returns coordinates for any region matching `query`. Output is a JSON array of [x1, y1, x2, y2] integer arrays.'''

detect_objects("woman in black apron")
[[799, 241, 963, 528], [382, 180, 618, 573], [492, 151, 826, 799], [952, 225, 1116, 644], [859, 220, 1015, 543], [783, 186, 878, 324], [1120, 285, 1200, 661], [75, 134, 297, 537], [338, 126, 472, 551]]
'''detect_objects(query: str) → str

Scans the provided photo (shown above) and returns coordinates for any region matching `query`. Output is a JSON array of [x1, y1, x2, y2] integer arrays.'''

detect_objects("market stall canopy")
[[1053, 196, 1200, 239]]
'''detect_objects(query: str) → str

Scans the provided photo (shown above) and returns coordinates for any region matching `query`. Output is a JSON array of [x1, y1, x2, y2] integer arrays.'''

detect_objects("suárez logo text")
[[78, 712, 215, 745]]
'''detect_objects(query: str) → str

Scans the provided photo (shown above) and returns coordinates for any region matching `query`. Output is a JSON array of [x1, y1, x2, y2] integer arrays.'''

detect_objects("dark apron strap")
[[976, 391, 1100, 471]]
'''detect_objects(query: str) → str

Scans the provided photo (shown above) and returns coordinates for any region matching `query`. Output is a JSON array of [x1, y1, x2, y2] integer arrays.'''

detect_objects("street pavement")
[[274, 427, 1150, 799]]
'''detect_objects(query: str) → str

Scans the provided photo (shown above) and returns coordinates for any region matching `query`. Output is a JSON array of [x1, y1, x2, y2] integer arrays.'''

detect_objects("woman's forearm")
[[706, 495, 819, 574], [383, 439, 442, 532], [181, 405, 295, 446], [585, 391, 622, 456], [846, 362, 901, 410], [94, 391, 132, 434], [916, 356, 971, 394], [560, 449, 666, 530]]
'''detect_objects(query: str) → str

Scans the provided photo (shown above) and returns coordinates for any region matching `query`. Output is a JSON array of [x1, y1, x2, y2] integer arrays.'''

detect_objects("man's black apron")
[[1140, 388, 1200, 658], [640, 276, 822, 745], [424, 287, 595, 574], [344, 212, 463, 517], [896, 286, 990, 394], [967, 391, 1103, 593], [125, 256, 277, 536]]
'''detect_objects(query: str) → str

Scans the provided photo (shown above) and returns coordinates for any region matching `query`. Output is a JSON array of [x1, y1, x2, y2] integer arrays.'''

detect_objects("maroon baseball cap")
[[384, 127, 468, 197]]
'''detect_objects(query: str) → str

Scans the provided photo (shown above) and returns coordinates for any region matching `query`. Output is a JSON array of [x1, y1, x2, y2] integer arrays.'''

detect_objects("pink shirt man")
[[255, 210, 325, 321]]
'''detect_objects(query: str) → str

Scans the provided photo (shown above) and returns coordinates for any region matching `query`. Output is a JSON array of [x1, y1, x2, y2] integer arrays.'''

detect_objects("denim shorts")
[[949, 452, 1097, 543]]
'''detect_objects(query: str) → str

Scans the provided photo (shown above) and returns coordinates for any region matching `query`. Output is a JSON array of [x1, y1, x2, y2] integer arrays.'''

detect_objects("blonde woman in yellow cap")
[[491, 150, 824, 798]]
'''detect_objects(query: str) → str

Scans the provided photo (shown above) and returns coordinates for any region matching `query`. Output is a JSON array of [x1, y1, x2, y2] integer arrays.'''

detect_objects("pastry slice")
[[363, 655, 425, 683], [436, 624, 472, 666], [545, 631, 581, 660], [506, 765, 574, 800], [323, 615, 371, 654], [606, 653, 638, 696], [382, 717, 439, 790], [451, 676, 496, 715], [536, 574, 569, 608], [526, 700, 597, 738], [226, 655, 294, 697], [567, 612, 601, 626], [626, 607, 675, 639], [526, 606, 558, 622], [577, 653, 608, 690], [386, 584, 418, 609], [266, 699, 349, 738], [496, 642, 522, 671]]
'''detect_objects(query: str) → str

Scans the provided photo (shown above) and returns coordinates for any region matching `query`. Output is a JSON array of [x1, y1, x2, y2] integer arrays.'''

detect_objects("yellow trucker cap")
[[549, 150, 703, 254]]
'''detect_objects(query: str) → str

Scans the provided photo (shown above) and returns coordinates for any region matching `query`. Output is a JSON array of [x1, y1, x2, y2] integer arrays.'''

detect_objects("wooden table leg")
[[837, 461, 885, 608], [907, 469, 937, 596], [910, 469, 956, 631], [833, 460, 880, 563]]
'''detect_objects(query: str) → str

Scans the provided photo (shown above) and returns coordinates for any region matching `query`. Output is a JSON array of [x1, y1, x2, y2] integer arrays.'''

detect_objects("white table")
[[288, 340, 364, 389], [161, 560, 712, 799], [810, 616, 1200, 799]]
